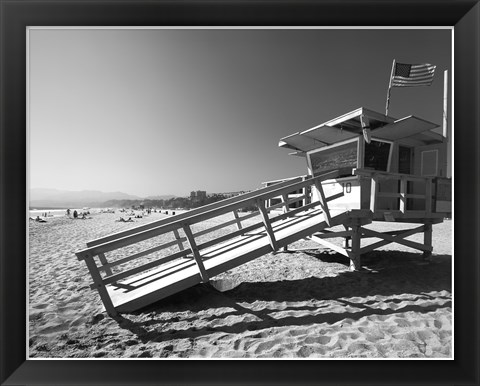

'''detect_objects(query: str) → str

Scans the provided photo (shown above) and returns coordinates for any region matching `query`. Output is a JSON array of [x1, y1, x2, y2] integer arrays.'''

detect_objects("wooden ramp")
[[76, 169, 349, 316], [107, 208, 347, 313], [76, 167, 447, 316]]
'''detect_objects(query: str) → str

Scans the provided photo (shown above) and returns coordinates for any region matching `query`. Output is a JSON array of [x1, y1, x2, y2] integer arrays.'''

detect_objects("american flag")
[[390, 62, 436, 87]]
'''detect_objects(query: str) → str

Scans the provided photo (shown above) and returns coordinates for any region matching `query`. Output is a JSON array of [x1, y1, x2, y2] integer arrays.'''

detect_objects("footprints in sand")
[[29, 291, 452, 358]]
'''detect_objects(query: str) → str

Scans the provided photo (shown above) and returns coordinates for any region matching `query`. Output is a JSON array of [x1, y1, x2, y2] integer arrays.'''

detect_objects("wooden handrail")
[[97, 195, 335, 283], [77, 169, 346, 260], [353, 168, 432, 183], [86, 175, 307, 248]]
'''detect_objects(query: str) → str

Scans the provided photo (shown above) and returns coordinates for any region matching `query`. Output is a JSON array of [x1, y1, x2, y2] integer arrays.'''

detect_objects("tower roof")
[[279, 107, 443, 155]]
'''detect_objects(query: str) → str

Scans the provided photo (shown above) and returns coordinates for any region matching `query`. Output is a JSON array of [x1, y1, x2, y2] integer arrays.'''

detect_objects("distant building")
[[196, 190, 207, 200], [190, 190, 207, 202]]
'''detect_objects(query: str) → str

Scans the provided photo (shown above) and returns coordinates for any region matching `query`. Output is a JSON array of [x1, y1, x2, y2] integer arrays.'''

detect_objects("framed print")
[[1, 1, 479, 385]]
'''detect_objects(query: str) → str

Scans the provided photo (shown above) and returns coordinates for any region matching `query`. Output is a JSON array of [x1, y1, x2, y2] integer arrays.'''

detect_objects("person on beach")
[[66, 209, 71, 217], [73, 210, 78, 219], [117, 217, 134, 222], [35, 216, 47, 223]]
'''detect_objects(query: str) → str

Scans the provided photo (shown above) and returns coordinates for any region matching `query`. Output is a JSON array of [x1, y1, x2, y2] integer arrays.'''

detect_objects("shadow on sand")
[[114, 250, 452, 344]]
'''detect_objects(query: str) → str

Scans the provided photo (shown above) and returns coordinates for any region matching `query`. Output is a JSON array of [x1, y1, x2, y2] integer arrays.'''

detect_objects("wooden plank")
[[97, 253, 113, 276], [312, 230, 352, 239], [343, 209, 374, 218], [193, 214, 253, 238], [313, 179, 332, 226], [173, 229, 185, 251], [425, 178, 433, 214], [371, 217, 444, 224], [354, 168, 432, 182], [281, 193, 290, 212], [77, 223, 184, 260], [93, 256, 196, 290], [361, 227, 431, 252], [342, 224, 351, 248], [370, 176, 378, 213], [376, 192, 401, 198], [182, 224, 209, 283], [357, 136, 364, 169], [256, 199, 278, 252], [196, 220, 265, 251], [349, 225, 361, 271], [359, 224, 425, 254], [361, 229, 422, 238], [423, 222, 433, 258], [405, 194, 427, 199], [308, 235, 352, 258], [280, 193, 290, 251], [233, 210, 243, 230], [399, 176, 407, 213], [83, 256, 117, 316], [265, 195, 305, 212], [98, 239, 189, 272], [371, 210, 445, 220], [101, 248, 190, 286]]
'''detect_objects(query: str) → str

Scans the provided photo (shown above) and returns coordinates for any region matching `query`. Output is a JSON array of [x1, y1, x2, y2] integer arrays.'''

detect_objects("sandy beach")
[[28, 210, 452, 358]]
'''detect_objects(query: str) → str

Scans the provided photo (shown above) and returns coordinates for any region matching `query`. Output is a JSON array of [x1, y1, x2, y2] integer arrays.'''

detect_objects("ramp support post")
[[423, 222, 433, 258], [233, 210, 243, 230], [173, 229, 185, 251], [256, 199, 279, 252], [342, 224, 351, 248], [97, 253, 113, 276], [349, 225, 362, 271], [281, 193, 290, 251], [83, 254, 118, 317], [313, 179, 332, 226], [183, 224, 209, 283]]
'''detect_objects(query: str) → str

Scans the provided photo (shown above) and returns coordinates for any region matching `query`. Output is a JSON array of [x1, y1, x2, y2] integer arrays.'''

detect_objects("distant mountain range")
[[29, 188, 176, 209]]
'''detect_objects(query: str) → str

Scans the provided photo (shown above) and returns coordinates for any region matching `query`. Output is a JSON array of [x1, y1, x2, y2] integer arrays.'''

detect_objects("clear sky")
[[28, 28, 452, 197]]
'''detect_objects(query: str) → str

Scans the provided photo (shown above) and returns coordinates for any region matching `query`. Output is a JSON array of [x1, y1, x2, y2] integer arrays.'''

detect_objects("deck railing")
[[75, 168, 347, 315], [353, 168, 433, 217]]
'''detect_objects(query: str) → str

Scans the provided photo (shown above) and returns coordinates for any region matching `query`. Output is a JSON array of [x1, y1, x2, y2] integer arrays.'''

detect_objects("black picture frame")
[[1, 1, 478, 385]]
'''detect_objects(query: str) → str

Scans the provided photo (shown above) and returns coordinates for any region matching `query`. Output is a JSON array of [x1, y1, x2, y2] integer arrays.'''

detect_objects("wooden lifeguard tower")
[[75, 107, 451, 316], [275, 107, 451, 270]]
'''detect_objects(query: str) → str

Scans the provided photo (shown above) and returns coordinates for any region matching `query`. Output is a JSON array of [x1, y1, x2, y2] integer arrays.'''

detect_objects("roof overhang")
[[279, 107, 443, 153], [371, 115, 443, 142]]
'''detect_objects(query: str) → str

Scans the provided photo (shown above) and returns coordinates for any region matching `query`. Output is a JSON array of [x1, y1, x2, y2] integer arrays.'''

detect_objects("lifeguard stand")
[[276, 107, 452, 270]]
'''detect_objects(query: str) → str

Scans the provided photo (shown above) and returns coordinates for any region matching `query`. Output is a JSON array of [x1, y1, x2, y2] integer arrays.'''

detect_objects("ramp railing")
[[75, 168, 349, 315]]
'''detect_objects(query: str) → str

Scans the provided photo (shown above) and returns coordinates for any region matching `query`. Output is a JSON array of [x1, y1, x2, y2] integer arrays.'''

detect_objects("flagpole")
[[385, 59, 396, 116], [443, 70, 448, 139]]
